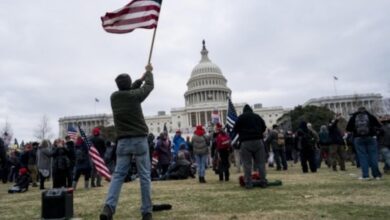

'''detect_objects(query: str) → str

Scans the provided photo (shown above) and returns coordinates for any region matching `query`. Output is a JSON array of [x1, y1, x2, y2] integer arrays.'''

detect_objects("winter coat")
[[111, 71, 154, 139], [346, 110, 381, 137], [156, 139, 172, 165], [90, 136, 106, 157], [37, 147, 51, 170], [192, 134, 209, 155], [51, 147, 71, 173], [296, 122, 318, 151], [74, 143, 91, 170], [167, 158, 191, 179], [378, 123, 390, 148], [328, 120, 344, 145], [265, 130, 284, 150], [318, 131, 331, 146], [173, 135, 187, 155], [15, 173, 30, 189], [65, 140, 76, 167], [233, 105, 266, 142]]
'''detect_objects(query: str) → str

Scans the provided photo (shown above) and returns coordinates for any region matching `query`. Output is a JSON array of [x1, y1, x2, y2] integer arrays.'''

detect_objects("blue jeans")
[[195, 154, 207, 177], [104, 137, 152, 215], [354, 137, 381, 178]]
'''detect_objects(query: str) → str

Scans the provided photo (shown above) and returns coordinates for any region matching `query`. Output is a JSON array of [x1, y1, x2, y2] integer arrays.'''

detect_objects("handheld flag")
[[67, 125, 78, 141], [226, 98, 239, 145], [211, 109, 220, 125], [101, 0, 162, 34], [78, 125, 112, 181]]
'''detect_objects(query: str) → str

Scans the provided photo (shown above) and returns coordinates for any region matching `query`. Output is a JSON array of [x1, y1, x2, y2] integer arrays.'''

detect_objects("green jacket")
[[111, 71, 154, 139]]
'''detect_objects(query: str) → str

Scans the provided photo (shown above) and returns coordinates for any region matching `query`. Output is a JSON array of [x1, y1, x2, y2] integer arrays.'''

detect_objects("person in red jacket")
[[216, 128, 231, 181]]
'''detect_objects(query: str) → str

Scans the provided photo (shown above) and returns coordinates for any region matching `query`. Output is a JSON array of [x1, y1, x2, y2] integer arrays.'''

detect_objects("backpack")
[[277, 132, 285, 146], [216, 133, 231, 150], [355, 113, 370, 136]]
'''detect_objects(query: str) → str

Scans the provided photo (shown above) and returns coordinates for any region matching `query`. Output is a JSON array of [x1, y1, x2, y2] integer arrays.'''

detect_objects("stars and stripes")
[[226, 98, 239, 144], [67, 125, 78, 141], [101, 0, 162, 34], [78, 125, 111, 181]]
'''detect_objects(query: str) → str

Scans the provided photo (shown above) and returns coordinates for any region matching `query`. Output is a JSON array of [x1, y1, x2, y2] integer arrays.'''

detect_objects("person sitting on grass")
[[8, 167, 30, 193], [160, 152, 192, 180]]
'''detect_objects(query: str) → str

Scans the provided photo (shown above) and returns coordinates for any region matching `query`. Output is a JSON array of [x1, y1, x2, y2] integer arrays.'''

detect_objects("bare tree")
[[1, 120, 13, 148], [1, 120, 13, 135], [34, 115, 53, 141]]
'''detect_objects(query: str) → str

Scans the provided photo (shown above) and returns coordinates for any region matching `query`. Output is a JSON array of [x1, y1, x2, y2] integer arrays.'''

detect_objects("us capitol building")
[[58, 41, 285, 137], [58, 41, 386, 137]]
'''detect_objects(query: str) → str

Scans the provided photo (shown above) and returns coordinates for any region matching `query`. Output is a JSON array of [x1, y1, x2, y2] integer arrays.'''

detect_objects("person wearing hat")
[[8, 167, 30, 193], [233, 104, 267, 189], [100, 64, 154, 220], [346, 106, 382, 180], [90, 127, 106, 187], [191, 125, 209, 183], [173, 129, 187, 159]]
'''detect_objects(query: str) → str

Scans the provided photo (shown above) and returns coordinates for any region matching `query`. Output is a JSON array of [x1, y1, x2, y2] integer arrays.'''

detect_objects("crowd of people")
[[0, 108, 389, 191], [0, 127, 112, 193], [1, 62, 389, 220]]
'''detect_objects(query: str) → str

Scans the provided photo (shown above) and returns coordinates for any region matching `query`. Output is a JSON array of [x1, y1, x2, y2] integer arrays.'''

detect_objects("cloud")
[[1, 0, 389, 141]]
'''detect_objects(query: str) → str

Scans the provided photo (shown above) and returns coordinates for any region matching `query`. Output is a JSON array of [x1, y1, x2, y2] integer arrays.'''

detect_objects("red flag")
[[101, 0, 162, 34]]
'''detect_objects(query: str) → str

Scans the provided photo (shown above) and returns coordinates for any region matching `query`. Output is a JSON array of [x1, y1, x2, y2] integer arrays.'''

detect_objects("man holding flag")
[[100, 64, 154, 220], [100, 1, 161, 219]]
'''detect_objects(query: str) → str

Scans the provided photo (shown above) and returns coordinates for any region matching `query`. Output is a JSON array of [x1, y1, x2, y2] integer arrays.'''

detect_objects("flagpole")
[[147, 28, 158, 65], [147, 1, 163, 65], [333, 77, 338, 96]]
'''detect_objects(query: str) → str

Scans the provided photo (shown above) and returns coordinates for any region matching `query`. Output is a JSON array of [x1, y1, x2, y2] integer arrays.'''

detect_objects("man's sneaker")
[[358, 177, 371, 181], [99, 205, 113, 220], [374, 177, 382, 181], [142, 212, 153, 220]]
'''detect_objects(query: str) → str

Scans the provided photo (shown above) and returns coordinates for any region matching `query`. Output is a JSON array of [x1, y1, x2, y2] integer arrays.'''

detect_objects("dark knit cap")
[[115, 73, 132, 90]]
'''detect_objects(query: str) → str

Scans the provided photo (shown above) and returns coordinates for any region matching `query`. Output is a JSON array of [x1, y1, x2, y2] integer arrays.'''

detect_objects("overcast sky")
[[1, 0, 389, 142]]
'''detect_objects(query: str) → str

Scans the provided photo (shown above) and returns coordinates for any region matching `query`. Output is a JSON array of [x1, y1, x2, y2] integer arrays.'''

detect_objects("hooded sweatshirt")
[[111, 71, 154, 139], [233, 105, 266, 142]]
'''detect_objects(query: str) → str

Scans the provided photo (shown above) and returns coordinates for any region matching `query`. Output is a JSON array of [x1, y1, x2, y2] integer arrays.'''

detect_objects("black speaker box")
[[41, 188, 74, 220]]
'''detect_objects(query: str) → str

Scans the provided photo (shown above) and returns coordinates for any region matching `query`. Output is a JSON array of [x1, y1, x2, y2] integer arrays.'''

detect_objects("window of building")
[[191, 112, 196, 127], [200, 112, 206, 126]]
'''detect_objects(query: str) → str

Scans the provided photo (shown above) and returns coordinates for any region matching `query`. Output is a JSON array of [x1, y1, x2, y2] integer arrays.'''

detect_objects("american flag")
[[67, 125, 78, 141], [226, 98, 239, 144], [101, 0, 162, 34], [78, 125, 111, 181]]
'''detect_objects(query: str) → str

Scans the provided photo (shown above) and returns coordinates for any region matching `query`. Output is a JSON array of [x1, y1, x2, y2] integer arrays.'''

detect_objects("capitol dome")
[[184, 40, 231, 107]]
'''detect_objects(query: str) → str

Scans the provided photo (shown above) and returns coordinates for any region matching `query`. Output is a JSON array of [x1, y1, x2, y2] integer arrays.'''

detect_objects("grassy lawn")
[[1, 163, 389, 220]]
